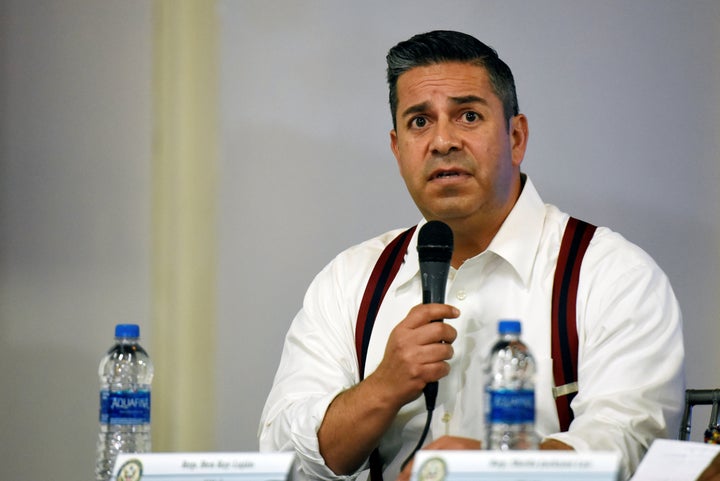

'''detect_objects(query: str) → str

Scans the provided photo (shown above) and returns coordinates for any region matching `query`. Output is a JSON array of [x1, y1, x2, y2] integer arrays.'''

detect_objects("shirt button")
[[456, 290, 467, 301]]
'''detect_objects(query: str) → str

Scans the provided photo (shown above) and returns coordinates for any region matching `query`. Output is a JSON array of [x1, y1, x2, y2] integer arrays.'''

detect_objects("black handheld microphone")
[[417, 220, 454, 411]]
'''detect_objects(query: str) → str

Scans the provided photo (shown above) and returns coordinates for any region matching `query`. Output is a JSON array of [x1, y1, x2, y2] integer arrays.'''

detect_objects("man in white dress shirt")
[[259, 30, 685, 481]]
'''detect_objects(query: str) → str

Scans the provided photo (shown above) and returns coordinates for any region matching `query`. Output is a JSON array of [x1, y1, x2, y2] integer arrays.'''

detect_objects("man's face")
[[390, 62, 527, 229]]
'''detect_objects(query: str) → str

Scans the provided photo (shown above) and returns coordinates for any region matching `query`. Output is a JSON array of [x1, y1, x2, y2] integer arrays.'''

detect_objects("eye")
[[410, 116, 427, 129], [462, 111, 480, 123]]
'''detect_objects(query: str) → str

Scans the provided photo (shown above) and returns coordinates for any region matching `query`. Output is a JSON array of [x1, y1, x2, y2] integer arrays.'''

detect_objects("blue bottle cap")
[[498, 319, 522, 335], [115, 324, 140, 338]]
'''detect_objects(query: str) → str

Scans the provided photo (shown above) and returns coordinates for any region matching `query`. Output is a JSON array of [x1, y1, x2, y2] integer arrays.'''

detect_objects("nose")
[[430, 118, 461, 155]]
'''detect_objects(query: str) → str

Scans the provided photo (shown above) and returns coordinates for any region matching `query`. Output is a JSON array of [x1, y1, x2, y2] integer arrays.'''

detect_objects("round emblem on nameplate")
[[418, 456, 447, 481], [116, 458, 143, 481]]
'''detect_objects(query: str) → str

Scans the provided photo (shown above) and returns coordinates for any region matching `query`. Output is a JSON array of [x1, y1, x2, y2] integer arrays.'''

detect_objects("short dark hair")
[[386, 30, 519, 130]]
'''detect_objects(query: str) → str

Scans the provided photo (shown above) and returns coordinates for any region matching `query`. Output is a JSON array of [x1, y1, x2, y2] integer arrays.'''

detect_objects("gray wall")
[[0, 1, 152, 479], [1, 1, 718, 480]]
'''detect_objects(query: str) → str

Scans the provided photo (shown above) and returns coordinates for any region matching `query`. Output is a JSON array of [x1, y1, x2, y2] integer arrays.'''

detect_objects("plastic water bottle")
[[484, 319, 538, 450], [95, 324, 154, 481]]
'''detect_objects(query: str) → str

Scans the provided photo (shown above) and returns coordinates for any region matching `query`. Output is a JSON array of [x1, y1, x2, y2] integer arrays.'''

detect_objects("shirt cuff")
[[290, 389, 369, 480]]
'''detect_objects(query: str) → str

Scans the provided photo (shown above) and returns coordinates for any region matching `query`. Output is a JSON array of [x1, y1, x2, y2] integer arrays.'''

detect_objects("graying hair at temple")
[[385, 30, 520, 130]]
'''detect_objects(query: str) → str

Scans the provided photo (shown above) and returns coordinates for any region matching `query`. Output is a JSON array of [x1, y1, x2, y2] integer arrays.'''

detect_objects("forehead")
[[396, 62, 499, 108]]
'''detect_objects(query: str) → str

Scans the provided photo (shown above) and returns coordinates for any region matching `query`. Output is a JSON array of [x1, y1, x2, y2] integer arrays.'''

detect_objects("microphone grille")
[[417, 220, 454, 262]]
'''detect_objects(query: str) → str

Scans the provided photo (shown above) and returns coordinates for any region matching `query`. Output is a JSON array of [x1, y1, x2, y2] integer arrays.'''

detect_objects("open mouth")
[[430, 169, 466, 180]]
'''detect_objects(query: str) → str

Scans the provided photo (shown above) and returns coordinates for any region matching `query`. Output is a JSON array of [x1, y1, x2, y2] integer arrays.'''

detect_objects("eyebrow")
[[450, 95, 489, 106], [400, 95, 490, 119]]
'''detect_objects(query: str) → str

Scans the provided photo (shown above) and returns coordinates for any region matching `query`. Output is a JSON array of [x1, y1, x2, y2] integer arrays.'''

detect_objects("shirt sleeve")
[[258, 249, 373, 480], [543, 229, 685, 481]]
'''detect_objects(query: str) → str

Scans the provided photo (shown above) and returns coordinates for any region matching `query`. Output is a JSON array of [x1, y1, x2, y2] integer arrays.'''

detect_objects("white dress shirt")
[[258, 177, 685, 481]]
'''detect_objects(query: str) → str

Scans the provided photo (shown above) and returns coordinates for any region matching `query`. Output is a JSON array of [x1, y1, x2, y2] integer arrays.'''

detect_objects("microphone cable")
[[400, 390, 436, 471]]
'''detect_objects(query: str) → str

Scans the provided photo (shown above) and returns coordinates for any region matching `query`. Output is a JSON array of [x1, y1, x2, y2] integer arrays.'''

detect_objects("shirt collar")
[[395, 174, 546, 288], [484, 175, 545, 286]]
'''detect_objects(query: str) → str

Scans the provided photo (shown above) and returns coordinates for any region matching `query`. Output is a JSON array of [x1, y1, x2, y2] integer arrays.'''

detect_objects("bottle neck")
[[500, 333, 520, 341], [115, 336, 139, 343]]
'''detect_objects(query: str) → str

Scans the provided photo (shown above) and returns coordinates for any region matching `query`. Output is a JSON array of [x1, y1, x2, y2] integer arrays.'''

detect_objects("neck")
[[448, 219, 500, 269], [445, 175, 525, 269]]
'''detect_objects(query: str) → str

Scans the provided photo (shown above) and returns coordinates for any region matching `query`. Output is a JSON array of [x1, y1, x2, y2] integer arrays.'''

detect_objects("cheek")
[[395, 146, 419, 175], [398, 162, 419, 189], [394, 137, 432, 183]]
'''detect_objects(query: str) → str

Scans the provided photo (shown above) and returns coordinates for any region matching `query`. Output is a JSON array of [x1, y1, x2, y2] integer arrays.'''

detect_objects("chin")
[[428, 202, 475, 218]]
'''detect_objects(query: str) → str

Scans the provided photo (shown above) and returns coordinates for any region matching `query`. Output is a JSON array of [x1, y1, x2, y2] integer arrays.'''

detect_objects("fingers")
[[389, 304, 458, 366], [423, 435, 481, 450], [396, 304, 459, 347], [370, 304, 460, 406], [402, 303, 460, 330]]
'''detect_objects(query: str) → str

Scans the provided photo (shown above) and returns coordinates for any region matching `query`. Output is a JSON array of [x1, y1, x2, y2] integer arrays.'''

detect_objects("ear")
[[509, 114, 529, 167], [390, 129, 401, 164]]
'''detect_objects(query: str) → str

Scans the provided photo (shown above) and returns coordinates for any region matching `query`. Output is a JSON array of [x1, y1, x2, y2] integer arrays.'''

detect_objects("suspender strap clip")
[[552, 382, 579, 399]]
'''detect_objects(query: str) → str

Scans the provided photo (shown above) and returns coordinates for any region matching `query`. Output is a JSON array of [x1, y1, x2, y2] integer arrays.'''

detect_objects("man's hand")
[[318, 303, 459, 475], [396, 436, 481, 481], [539, 438, 574, 450], [372, 304, 459, 406]]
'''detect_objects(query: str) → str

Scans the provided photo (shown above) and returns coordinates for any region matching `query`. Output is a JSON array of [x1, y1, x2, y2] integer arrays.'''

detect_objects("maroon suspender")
[[354, 217, 595, 477], [355, 226, 417, 381], [355, 226, 416, 481], [551, 217, 596, 432]]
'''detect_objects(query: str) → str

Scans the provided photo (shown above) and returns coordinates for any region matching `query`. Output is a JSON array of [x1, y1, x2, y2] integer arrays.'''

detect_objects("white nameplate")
[[630, 439, 720, 481], [411, 450, 620, 481], [110, 452, 294, 481]]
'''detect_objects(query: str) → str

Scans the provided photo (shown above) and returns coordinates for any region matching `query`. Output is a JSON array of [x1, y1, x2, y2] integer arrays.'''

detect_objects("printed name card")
[[111, 452, 294, 481], [410, 450, 620, 481], [630, 439, 720, 481]]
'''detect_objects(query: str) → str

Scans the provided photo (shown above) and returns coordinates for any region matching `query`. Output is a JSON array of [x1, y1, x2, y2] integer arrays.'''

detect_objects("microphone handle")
[[422, 307, 442, 411], [420, 262, 449, 412], [421, 261, 449, 304]]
